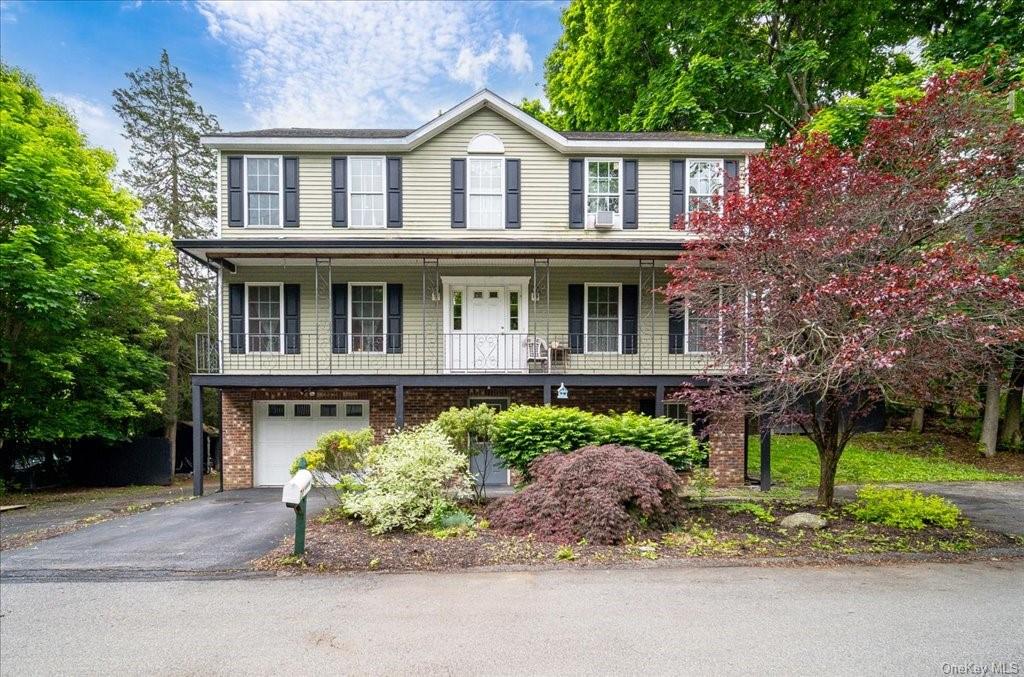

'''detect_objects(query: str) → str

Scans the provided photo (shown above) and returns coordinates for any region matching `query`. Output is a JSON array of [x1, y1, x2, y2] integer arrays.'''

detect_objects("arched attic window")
[[467, 133, 505, 154]]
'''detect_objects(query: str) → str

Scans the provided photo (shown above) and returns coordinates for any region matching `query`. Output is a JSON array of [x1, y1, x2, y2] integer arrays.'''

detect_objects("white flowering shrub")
[[343, 423, 475, 534]]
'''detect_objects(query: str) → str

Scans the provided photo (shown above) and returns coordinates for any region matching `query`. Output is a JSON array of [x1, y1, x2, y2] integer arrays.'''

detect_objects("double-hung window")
[[686, 158, 724, 219], [467, 157, 503, 229], [349, 283, 385, 353], [246, 284, 282, 353], [245, 157, 282, 226], [686, 287, 722, 354], [585, 159, 621, 226], [585, 284, 620, 353], [349, 157, 386, 227]]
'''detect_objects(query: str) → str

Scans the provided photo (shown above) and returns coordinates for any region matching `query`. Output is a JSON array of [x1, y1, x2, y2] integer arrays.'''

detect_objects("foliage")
[[667, 69, 1024, 506], [343, 424, 474, 535], [490, 405, 600, 476], [435, 404, 498, 456], [555, 545, 577, 561], [726, 502, 776, 523], [912, 1, 1024, 65], [487, 444, 682, 545], [543, 0, 920, 142], [749, 434, 1019, 488], [289, 428, 374, 488], [687, 468, 717, 505], [846, 486, 963, 530], [0, 64, 191, 451], [595, 411, 705, 470]]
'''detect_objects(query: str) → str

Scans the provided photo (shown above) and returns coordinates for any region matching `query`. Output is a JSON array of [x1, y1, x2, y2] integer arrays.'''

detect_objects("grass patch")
[[749, 433, 1018, 488]]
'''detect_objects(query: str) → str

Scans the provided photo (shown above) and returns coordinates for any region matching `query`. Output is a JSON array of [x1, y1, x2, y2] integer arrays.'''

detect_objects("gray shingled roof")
[[207, 127, 758, 142]]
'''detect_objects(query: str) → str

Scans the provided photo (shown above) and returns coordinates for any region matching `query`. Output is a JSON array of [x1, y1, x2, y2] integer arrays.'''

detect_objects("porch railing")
[[194, 332, 718, 375]]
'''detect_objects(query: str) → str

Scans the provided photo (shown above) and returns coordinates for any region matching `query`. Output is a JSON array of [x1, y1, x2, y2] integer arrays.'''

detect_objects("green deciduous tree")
[[0, 64, 191, 467], [113, 50, 220, 468]]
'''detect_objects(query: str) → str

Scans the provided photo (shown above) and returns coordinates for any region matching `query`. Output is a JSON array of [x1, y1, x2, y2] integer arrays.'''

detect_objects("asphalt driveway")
[[0, 488, 328, 578]]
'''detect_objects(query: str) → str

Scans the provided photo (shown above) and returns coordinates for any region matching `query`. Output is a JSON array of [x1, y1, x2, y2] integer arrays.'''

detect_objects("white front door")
[[467, 287, 506, 371], [445, 280, 528, 373]]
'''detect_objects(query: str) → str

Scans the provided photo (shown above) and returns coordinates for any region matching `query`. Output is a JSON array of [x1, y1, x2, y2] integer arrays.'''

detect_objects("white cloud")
[[196, 1, 539, 128], [53, 93, 130, 174]]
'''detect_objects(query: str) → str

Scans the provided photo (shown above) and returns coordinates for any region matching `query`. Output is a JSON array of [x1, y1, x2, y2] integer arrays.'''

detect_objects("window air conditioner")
[[593, 211, 615, 229]]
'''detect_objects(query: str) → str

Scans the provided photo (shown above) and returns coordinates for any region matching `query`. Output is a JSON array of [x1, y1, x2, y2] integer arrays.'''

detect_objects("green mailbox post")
[[282, 458, 313, 556]]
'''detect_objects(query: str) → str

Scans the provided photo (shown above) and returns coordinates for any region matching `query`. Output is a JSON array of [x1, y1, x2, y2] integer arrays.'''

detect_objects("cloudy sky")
[[0, 0, 566, 168]]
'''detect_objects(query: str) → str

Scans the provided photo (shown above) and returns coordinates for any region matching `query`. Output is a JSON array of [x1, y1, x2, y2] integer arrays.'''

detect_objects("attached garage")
[[252, 400, 370, 486]]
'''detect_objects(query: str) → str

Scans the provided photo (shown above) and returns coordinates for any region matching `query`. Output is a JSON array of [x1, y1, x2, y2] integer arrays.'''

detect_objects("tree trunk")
[[163, 328, 181, 484], [1001, 352, 1023, 447], [911, 407, 925, 434], [816, 444, 841, 507], [980, 365, 1001, 457]]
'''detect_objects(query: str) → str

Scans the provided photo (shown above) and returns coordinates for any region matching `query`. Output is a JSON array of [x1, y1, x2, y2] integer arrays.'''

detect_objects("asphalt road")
[[1, 561, 1021, 676], [0, 488, 328, 575]]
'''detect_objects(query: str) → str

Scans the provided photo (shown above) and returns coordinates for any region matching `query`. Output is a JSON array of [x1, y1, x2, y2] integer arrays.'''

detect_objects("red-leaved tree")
[[667, 70, 1024, 506]]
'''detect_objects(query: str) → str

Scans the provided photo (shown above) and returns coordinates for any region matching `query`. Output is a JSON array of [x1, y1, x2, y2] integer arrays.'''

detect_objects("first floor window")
[[247, 285, 281, 353], [686, 159, 723, 218], [246, 157, 281, 226], [349, 157, 385, 227], [350, 284, 385, 353], [586, 284, 620, 353], [586, 159, 620, 223], [467, 157, 503, 229]]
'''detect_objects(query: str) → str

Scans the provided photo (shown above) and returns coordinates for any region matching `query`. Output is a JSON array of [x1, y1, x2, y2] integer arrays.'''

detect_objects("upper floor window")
[[245, 157, 282, 226], [467, 157, 503, 229], [349, 157, 386, 227], [686, 159, 724, 218], [585, 283, 620, 353], [585, 159, 621, 227]]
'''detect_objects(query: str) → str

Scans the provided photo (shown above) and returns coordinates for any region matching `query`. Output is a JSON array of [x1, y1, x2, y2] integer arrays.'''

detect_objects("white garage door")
[[253, 400, 370, 486]]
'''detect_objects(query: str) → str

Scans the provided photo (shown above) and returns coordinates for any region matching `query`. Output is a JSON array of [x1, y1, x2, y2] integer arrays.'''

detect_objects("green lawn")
[[748, 434, 1020, 488]]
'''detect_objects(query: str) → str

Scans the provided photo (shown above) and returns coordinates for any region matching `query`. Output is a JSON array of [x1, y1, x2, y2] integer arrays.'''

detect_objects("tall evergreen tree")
[[113, 50, 220, 476]]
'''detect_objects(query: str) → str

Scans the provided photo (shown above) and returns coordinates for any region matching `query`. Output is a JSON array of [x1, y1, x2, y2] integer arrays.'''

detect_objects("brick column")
[[708, 413, 745, 487], [221, 389, 254, 489]]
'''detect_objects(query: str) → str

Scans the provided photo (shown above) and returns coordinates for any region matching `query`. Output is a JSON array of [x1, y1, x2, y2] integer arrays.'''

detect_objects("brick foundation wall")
[[217, 384, 746, 489]]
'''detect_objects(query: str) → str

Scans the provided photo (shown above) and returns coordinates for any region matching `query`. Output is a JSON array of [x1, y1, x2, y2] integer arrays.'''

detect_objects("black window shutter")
[[331, 157, 347, 228], [386, 283, 403, 354], [387, 157, 402, 228], [283, 157, 299, 227], [623, 159, 638, 229], [622, 284, 639, 354], [568, 284, 584, 354], [670, 159, 685, 228], [505, 158, 521, 229], [228, 283, 245, 353], [227, 156, 243, 227], [284, 284, 301, 353], [568, 159, 584, 229], [451, 158, 466, 228], [331, 283, 348, 353], [669, 301, 686, 354]]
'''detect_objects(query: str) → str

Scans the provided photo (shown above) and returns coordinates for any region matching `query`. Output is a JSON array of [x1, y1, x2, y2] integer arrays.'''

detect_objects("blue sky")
[[1, 0, 566, 167]]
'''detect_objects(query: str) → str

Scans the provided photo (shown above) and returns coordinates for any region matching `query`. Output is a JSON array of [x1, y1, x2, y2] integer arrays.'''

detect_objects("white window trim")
[[584, 157, 624, 229], [465, 155, 506, 230], [347, 282, 388, 355], [583, 282, 623, 355], [684, 157, 725, 223], [244, 282, 285, 355], [243, 155, 284, 228], [347, 156, 388, 229], [684, 287, 724, 355]]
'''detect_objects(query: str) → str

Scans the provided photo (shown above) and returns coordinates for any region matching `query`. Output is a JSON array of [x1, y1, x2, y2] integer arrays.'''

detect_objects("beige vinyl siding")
[[217, 262, 713, 375], [218, 109, 746, 239]]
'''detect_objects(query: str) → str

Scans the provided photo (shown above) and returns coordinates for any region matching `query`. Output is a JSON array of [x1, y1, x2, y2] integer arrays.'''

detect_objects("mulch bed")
[[253, 500, 1023, 573], [857, 430, 1024, 476]]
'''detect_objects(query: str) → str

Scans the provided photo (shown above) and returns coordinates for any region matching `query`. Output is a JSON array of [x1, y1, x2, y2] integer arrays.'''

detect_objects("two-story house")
[[177, 90, 764, 493]]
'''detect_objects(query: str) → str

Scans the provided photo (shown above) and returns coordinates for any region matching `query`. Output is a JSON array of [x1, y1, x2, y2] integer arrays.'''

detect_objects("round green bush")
[[490, 405, 600, 476], [595, 411, 705, 470], [845, 486, 963, 530]]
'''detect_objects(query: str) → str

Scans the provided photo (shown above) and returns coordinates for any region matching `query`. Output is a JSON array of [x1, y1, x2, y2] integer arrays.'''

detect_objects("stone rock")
[[779, 512, 827, 530]]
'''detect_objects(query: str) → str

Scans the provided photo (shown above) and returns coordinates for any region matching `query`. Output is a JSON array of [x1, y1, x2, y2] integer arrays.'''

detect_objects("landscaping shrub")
[[845, 486, 963, 530], [343, 423, 475, 534], [434, 404, 498, 455], [290, 428, 374, 486], [490, 405, 600, 476], [595, 411, 705, 470], [486, 444, 682, 544]]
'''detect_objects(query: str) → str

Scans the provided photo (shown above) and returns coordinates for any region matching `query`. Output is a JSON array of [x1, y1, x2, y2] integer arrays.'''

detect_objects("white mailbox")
[[282, 469, 313, 508]]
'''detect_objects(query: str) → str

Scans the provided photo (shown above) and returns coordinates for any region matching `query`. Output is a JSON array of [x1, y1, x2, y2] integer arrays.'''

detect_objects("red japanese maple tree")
[[667, 70, 1024, 506]]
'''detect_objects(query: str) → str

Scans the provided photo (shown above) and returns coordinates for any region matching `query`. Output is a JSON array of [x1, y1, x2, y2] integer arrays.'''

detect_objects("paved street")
[[0, 488, 328, 576], [1, 561, 1022, 676]]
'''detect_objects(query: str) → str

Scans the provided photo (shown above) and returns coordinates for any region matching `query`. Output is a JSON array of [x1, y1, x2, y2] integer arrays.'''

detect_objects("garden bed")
[[253, 499, 1022, 573]]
